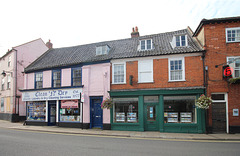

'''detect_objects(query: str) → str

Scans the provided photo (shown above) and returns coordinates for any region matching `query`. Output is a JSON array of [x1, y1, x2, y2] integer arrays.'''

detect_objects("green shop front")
[[109, 88, 206, 133]]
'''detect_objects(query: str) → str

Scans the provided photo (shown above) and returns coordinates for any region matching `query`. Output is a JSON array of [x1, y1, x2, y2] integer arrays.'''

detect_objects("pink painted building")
[[21, 43, 111, 129], [0, 38, 49, 122]]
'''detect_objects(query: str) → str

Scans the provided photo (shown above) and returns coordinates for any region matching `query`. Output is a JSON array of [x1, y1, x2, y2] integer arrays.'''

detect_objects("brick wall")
[[111, 55, 204, 90], [203, 21, 240, 129]]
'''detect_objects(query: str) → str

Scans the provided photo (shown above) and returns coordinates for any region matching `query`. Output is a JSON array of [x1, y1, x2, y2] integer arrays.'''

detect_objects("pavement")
[[1, 120, 240, 141]]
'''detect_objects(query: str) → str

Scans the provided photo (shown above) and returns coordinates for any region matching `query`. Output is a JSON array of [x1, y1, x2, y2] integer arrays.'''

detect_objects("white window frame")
[[112, 62, 126, 84], [168, 57, 185, 81], [138, 59, 153, 83], [7, 76, 11, 89], [8, 56, 11, 67], [227, 56, 240, 78], [96, 45, 109, 55], [226, 27, 240, 43], [139, 39, 153, 51], [176, 35, 188, 47]]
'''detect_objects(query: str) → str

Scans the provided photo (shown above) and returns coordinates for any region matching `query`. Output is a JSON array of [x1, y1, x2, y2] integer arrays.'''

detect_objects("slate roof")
[[25, 28, 204, 73]]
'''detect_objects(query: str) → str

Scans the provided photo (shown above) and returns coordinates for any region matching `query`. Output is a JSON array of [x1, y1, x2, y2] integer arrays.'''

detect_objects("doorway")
[[48, 101, 56, 126], [90, 97, 103, 128], [211, 94, 227, 133], [144, 104, 159, 131]]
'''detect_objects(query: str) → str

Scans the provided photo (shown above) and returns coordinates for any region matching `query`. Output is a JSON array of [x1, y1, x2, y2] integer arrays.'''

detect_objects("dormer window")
[[170, 35, 188, 48], [176, 35, 187, 47], [140, 39, 153, 50], [96, 45, 110, 55]]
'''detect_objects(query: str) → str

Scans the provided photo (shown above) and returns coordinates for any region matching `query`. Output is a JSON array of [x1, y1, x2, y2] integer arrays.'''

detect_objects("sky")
[[0, 0, 239, 57]]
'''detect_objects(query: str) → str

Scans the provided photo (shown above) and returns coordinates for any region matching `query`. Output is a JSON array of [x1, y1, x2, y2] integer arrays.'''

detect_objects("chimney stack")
[[46, 39, 53, 49], [131, 26, 140, 38]]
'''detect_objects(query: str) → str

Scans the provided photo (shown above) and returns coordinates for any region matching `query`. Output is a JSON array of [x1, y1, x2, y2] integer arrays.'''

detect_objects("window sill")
[[226, 41, 240, 43], [168, 80, 186, 82], [138, 81, 154, 84], [112, 82, 126, 85]]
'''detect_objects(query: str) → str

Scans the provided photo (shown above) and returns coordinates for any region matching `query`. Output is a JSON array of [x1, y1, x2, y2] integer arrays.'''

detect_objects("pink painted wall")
[[82, 63, 111, 124], [62, 68, 71, 86], [16, 38, 48, 116]]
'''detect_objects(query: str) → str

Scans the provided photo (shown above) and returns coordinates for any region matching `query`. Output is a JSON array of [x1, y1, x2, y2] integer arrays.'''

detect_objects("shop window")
[[113, 97, 138, 123], [35, 72, 43, 89], [72, 68, 82, 86], [27, 101, 46, 121], [1, 98, 4, 112], [60, 100, 80, 122], [169, 57, 185, 81], [138, 60, 153, 83], [227, 57, 240, 78], [112, 63, 126, 84], [164, 96, 196, 123], [52, 70, 61, 88]]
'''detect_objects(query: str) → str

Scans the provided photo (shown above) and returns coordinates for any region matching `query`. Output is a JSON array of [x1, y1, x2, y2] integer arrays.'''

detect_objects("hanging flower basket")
[[196, 94, 212, 109], [228, 77, 240, 84], [101, 98, 113, 109]]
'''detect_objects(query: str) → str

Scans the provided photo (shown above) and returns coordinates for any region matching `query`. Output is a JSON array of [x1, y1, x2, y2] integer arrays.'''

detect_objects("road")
[[0, 128, 239, 156]]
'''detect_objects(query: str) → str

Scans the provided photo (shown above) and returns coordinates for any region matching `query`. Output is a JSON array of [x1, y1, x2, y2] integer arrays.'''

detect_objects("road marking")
[[8, 128, 240, 143]]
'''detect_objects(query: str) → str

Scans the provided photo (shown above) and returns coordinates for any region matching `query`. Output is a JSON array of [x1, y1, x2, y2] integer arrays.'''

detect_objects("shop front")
[[109, 88, 206, 133], [22, 88, 83, 127]]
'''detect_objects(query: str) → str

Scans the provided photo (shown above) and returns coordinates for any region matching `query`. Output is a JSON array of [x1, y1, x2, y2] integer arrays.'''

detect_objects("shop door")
[[90, 97, 103, 128], [48, 101, 56, 126], [212, 102, 226, 133], [144, 104, 158, 131]]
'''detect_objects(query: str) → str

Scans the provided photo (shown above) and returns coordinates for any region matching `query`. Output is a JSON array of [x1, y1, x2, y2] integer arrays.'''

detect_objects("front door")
[[144, 104, 158, 131], [48, 101, 56, 126], [212, 102, 226, 133], [90, 97, 103, 128]]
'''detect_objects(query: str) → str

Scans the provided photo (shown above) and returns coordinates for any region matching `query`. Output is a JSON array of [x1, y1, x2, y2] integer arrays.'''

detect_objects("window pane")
[[72, 68, 81, 86], [144, 96, 159, 103], [147, 40, 151, 49], [114, 64, 124, 83], [141, 40, 145, 50], [211, 94, 225, 100], [113, 98, 138, 123], [27, 102, 46, 121], [164, 96, 196, 123]]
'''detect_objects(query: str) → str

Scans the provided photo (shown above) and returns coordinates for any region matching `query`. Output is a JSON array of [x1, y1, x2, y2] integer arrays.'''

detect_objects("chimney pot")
[[46, 39, 53, 49], [131, 26, 140, 38]]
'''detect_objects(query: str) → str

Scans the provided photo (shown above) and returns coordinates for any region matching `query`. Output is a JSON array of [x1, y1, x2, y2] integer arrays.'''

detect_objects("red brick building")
[[109, 27, 206, 133], [194, 16, 240, 133]]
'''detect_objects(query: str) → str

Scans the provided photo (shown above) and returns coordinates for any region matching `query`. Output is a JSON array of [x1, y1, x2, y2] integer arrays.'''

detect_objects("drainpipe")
[[202, 51, 207, 95], [12, 48, 18, 120]]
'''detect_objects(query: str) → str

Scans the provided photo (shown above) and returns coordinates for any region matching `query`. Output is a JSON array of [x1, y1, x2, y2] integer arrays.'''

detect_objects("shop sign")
[[223, 65, 233, 79], [22, 88, 82, 101], [61, 100, 78, 108]]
